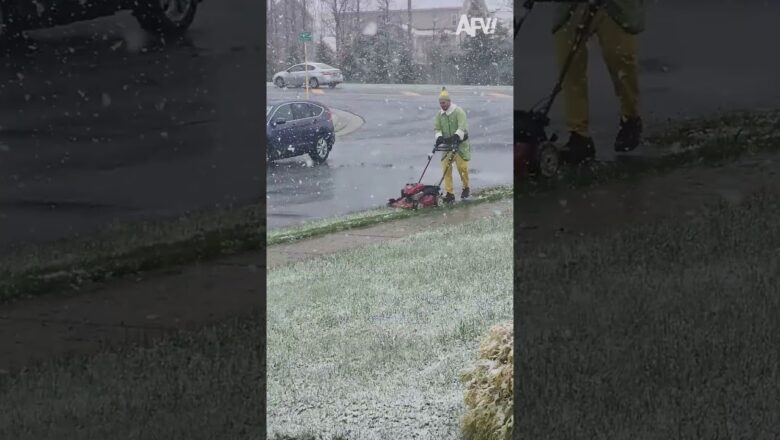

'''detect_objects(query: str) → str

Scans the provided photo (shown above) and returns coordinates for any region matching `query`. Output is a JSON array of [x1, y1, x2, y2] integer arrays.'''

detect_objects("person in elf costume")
[[552, 0, 645, 163], [434, 87, 471, 203]]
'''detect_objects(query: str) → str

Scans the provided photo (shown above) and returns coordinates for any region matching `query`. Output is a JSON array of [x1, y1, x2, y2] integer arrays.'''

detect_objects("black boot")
[[443, 192, 455, 204], [614, 116, 642, 152], [461, 187, 470, 199], [561, 132, 596, 164]]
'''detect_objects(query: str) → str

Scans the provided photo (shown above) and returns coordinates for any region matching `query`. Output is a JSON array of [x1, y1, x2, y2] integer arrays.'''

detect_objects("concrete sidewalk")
[[266, 199, 513, 269], [0, 198, 512, 372]]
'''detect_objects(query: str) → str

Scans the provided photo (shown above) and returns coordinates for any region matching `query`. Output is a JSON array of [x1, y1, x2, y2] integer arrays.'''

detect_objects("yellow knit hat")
[[438, 86, 451, 101]]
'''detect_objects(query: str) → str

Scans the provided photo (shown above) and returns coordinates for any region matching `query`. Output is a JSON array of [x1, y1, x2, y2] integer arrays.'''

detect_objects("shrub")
[[460, 321, 514, 440]]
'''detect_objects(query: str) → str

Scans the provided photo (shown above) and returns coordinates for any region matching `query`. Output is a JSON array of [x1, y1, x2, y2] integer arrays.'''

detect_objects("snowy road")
[[515, 1, 780, 161], [0, 0, 263, 252], [266, 83, 514, 230]]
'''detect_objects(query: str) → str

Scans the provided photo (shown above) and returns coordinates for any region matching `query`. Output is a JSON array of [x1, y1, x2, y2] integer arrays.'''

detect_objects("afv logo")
[[455, 15, 498, 37]]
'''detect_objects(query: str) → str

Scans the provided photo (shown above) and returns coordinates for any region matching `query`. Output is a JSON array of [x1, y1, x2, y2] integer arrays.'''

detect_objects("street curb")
[[332, 108, 364, 139], [266, 186, 513, 248]]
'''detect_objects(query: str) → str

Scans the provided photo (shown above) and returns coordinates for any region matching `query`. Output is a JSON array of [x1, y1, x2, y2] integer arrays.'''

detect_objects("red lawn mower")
[[388, 139, 464, 210], [515, 0, 603, 178]]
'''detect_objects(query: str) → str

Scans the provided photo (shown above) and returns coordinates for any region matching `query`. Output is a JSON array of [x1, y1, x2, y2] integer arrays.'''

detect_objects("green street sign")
[[298, 32, 312, 42]]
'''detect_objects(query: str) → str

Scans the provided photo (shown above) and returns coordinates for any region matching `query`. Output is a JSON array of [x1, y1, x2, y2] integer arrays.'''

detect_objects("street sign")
[[298, 32, 312, 42]]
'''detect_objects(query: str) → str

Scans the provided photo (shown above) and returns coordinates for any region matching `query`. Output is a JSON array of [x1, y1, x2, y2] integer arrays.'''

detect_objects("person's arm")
[[453, 108, 468, 142], [434, 115, 444, 144]]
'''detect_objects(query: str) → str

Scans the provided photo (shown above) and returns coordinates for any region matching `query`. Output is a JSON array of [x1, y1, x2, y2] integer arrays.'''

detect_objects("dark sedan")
[[266, 100, 335, 164]]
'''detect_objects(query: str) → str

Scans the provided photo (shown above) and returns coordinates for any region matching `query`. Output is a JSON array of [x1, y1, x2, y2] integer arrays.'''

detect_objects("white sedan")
[[272, 63, 344, 89]]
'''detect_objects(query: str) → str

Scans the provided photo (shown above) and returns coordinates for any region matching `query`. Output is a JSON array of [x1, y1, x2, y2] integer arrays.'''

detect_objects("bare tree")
[[303, 0, 307, 31], [322, 0, 353, 63], [376, 0, 391, 26], [407, 0, 412, 43], [376, 0, 392, 78], [266, 0, 316, 75]]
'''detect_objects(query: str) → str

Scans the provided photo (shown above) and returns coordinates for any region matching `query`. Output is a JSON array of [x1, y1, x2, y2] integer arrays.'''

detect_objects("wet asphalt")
[[0, 0, 263, 252], [266, 83, 514, 230]]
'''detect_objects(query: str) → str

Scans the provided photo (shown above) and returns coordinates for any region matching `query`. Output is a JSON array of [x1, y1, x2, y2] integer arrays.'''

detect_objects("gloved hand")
[[435, 136, 445, 146], [447, 135, 460, 145]]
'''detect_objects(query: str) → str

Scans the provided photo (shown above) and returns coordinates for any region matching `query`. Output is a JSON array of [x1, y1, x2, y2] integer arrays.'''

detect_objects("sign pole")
[[304, 40, 309, 99], [298, 31, 313, 99]]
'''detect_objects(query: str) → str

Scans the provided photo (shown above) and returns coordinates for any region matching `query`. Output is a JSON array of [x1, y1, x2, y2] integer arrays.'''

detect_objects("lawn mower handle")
[[419, 140, 462, 184], [433, 143, 460, 153]]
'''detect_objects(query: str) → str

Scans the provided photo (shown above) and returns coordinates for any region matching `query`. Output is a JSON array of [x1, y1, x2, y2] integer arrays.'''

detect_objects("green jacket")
[[552, 0, 645, 35], [434, 103, 471, 161]]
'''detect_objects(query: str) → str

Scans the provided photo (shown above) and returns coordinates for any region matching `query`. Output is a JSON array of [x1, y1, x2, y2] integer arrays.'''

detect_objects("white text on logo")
[[455, 15, 497, 37]]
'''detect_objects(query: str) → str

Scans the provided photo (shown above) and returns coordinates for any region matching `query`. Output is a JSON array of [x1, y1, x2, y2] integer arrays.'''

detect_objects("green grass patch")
[[0, 204, 264, 302], [267, 211, 513, 439], [521, 109, 780, 193], [266, 184, 513, 246], [516, 186, 780, 438], [0, 316, 264, 440]]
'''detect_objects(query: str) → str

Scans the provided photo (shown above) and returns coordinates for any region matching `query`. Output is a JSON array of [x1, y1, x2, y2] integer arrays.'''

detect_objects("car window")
[[307, 104, 323, 117], [273, 104, 293, 121], [319, 64, 335, 70], [291, 102, 315, 120], [288, 65, 304, 72], [305, 65, 316, 71]]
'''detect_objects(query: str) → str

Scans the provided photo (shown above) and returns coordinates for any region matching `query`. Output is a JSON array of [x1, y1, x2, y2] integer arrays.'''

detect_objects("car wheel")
[[133, 0, 198, 39], [274, 77, 285, 88], [309, 135, 332, 164], [308, 77, 319, 89], [328, 83, 337, 89]]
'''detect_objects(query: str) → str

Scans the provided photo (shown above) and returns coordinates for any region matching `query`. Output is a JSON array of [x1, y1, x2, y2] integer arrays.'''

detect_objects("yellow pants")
[[441, 152, 469, 195], [554, 6, 640, 137]]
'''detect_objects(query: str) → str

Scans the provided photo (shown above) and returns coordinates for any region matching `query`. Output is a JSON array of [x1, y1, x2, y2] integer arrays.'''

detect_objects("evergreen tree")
[[395, 45, 421, 84], [458, 12, 512, 85], [316, 39, 336, 66]]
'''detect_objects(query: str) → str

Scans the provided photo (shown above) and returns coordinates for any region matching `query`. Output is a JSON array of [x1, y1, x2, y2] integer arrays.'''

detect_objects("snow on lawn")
[[267, 214, 513, 440]]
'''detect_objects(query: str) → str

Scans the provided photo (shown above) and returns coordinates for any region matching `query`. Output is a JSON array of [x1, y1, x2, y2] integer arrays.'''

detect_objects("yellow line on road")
[[488, 92, 512, 98], [310, 89, 326, 95], [400, 91, 421, 96]]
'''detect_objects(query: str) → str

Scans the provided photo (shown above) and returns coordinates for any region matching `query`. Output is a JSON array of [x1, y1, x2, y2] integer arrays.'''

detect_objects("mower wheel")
[[537, 142, 561, 178]]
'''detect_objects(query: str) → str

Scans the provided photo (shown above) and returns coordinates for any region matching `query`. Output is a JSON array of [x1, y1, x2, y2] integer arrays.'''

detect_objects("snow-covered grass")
[[527, 109, 780, 192], [517, 188, 780, 438], [646, 109, 780, 154], [267, 213, 513, 440], [0, 316, 263, 440]]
